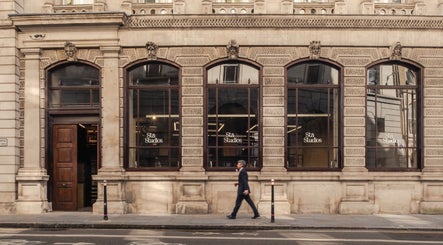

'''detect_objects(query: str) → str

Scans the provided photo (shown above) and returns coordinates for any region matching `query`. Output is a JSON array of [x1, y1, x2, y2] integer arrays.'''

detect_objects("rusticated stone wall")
[[18, 42, 442, 214], [111, 45, 443, 214]]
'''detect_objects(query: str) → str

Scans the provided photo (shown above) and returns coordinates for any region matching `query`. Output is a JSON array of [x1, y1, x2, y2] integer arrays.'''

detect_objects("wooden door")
[[52, 124, 78, 211]]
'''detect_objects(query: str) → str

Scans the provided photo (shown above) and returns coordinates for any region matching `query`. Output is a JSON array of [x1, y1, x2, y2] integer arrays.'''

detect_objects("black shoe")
[[251, 214, 260, 219], [227, 215, 236, 219]]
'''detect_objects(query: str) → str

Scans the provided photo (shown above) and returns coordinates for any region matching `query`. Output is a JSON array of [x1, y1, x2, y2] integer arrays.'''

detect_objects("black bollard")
[[271, 179, 275, 223], [103, 180, 108, 220]]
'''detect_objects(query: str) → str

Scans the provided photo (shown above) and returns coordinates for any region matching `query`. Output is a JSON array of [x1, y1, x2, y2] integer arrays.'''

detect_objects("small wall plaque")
[[0, 138, 7, 147]]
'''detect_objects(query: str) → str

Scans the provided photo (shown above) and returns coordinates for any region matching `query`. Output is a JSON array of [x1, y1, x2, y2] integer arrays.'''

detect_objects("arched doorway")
[[47, 62, 100, 211]]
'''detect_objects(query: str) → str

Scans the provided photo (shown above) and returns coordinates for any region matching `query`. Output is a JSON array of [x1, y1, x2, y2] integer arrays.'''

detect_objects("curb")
[[1, 222, 443, 231]]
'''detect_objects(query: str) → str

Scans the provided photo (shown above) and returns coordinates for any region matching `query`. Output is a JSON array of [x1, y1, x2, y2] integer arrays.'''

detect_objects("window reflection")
[[206, 62, 260, 169], [127, 62, 180, 169], [366, 63, 418, 169], [286, 62, 340, 169], [48, 63, 100, 108]]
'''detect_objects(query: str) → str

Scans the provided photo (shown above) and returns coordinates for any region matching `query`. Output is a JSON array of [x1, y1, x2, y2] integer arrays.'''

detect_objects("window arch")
[[286, 61, 341, 170], [205, 61, 260, 170], [125, 61, 180, 170], [366, 61, 421, 170], [48, 63, 100, 109]]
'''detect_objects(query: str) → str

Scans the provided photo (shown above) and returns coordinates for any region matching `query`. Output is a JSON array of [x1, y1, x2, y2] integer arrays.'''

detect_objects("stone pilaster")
[[280, 0, 293, 14], [15, 48, 50, 214], [173, 0, 186, 14], [201, 1, 212, 14], [180, 65, 205, 173], [120, 1, 132, 15], [342, 67, 368, 173], [339, 62, 372, 214], [0, 26, 18, 214], [99, 46, 121, 171], [334, 1, 348, 14], [175, 179, 209, 214], [254, 0, 266, 14], [361, 2, 374, 15], [261, 66, 286, 173], [92, 46, 127, 214], [414, 2, 426, 15], [176, 63, 207, 212], [257, 179, 290, 215], [419, 50, 443, 213], [422, 77, 443, 173], [260, 63, 289, 213]]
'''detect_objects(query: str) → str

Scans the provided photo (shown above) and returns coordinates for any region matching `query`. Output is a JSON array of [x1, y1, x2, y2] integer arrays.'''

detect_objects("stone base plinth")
[[93, 200, 127, 215], [420, 201, 443, 214], [176, 201, 209, 214], [15, 200, 50, 214], [339, 201, 374, 214], [15, 170, 49, 214], [257, 201, 291, 215]]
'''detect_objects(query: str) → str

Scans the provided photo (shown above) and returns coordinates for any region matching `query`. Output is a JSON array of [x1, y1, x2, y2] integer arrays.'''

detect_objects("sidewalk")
[[1, 212, 443, 231]]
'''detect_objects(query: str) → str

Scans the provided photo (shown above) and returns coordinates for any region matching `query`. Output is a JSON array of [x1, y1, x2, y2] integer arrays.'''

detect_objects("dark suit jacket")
[[237, 168, 250, 195]]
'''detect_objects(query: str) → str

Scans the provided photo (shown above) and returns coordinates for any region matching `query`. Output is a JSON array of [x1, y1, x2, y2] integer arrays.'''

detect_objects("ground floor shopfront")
[[5, 13, 443, 215]]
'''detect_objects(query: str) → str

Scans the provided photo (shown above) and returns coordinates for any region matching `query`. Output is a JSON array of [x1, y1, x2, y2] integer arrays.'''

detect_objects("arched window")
[[48, 63, 100, 109], [366, 62, 420, 170], [206, 61, 260, 169], [286, 61, 341, 169], [126, 62, 180, 169]]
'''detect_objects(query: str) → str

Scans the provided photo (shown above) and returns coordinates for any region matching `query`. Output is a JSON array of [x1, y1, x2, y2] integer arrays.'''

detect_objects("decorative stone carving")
[[226, 40, 239, 59], [390, 42, 402, 60], [309, 41, 321, 59], [146, 41, 158, 60], [30, 34, 46, 40], [126, 15, 443, 30], [64, 41, 77, 61]]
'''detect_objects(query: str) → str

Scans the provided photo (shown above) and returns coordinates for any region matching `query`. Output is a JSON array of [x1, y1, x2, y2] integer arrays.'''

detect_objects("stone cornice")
[[7, 13, 443, 30], [9, 12, 127, 29], [125, 14, 443, 30]]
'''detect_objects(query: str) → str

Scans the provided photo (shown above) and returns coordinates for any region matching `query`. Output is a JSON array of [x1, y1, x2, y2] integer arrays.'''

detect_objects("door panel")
[[52, 124, 78, 211]]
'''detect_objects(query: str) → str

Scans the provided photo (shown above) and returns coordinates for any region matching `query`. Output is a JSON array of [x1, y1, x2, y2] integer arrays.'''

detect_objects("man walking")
[[227, 160, 260, 219]]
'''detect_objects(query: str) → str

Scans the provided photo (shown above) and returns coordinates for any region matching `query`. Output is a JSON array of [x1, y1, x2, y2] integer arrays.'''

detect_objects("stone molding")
[[125, 15, 443, 30], [9, 13, 443, 31]]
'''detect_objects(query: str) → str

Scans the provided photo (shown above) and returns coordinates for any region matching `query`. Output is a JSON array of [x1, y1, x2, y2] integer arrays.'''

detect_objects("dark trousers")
[[231, 194, 259, 217]]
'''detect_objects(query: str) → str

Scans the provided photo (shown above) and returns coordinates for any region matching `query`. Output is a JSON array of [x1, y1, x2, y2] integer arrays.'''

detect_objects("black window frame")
[[365, 60, 422, 171], [124, 60, 181, 171], [47, 62, 100, 110], [204, 59, 262, 171], [285, 59, 343, 171]]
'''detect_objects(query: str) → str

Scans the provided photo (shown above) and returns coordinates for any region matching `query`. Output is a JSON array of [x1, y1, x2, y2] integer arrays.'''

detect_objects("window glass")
[[63, 0, 94, 5], [286, 62, 340, 169], [207, 63, 258, 84], [127, 62, 180, 169], [206, 62, 260, 169], [366, 63, 419, 170], [48, 63, 100, 108]]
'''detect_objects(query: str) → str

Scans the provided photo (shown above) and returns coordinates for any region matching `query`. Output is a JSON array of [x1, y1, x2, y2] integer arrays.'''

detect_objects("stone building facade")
[[1, 0, 443, 215]]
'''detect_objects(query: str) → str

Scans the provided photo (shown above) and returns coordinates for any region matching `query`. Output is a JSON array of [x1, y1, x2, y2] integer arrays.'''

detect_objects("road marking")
[[0, 233, 442, 244], [232, 232, 259, 236], [192, 232, 220, 235]]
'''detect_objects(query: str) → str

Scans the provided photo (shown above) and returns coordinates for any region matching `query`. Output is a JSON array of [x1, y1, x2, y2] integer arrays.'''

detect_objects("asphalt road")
[[1, 228, 443, 245]]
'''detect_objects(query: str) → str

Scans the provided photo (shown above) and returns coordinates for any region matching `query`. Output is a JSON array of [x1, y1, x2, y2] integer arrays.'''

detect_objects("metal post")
[[271, 179, 275, 223], [103, 180, 108, 220]]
